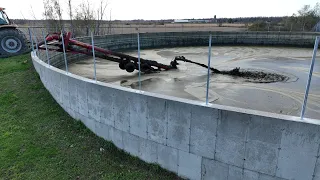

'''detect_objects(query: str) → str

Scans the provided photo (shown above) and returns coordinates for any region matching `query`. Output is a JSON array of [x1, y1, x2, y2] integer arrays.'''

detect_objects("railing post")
[[32, 28, 39, 56], [137, 32, 141, 90], [206, 34, 212, 105], [91, 31, 97, 81], [28, 28, 34, 52], [41, 29, 50, 66], [34, 37, 39, 57], [300, 36, 319, 120], [60, 31, 68, 73]]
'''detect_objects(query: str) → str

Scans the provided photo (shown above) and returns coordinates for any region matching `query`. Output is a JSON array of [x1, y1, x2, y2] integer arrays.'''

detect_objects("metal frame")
[[300, 36, 319, 120], [206, 35, 212, 105], [91, 32, 97, 81]]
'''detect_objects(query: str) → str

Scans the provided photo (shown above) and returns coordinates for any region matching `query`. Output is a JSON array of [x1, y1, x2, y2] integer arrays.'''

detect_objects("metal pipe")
[[61, 31, 68, 73], [300, 36, 319, 120], [37, 32, 176, 71], [206, 34, 212, 105], [137, 32, 141, 90], [91, 32, 97, 81], [42, 29, 50, 66]]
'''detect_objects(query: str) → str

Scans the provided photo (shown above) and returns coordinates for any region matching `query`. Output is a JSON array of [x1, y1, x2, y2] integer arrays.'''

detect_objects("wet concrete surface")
[[67, 46, 320, 119]]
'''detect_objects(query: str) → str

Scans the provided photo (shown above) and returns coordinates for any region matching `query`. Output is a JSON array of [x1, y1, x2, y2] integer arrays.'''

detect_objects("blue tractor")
[[0, 7, 28, 58]]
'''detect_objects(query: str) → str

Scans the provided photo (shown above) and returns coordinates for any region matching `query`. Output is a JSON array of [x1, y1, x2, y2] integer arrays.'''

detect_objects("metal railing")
[[27, 27, 320, 120]]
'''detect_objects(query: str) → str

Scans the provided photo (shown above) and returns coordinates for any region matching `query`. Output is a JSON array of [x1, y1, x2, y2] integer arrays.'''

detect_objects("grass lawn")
[[0, 54, 180, 180]]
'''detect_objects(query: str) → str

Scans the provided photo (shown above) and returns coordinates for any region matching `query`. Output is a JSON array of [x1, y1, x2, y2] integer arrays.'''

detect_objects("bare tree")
[[67, 0, 74, 35], [280, 3, 320, 31], [52, 0, 63, 30], [107, 9, 112, 34], [43, 0, 62, 32], [29, 5, 38, 20], [72, 0, 109, 36], [95, 0, 108, 35], [298, 5, 311, 31], [42, 0, 110, 36], [75, 0, 95, 35]]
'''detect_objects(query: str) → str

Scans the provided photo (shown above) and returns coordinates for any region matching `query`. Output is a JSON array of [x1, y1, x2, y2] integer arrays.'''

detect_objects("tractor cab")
[[0, 7, 10, 25]]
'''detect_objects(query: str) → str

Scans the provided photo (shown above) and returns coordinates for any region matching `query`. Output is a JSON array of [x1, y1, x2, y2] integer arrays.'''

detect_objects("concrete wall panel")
[[228, 165, 243, 180], [110, 127, 124, 149], [68, 76, 79, 114], [77, 80, 88, 117], [245, 141, 278, 176], [95, 122, 111, 141], [314, 156, 320, 180], [147, 96, 167, 145], [60, 74, 70, 109], [157, 144, 178, 173], [123, 132, 141, 157], [243, 169, 259, 180], [99, 85, 115, 127], [277, 148, 316, 180], [87, 82, 102, 122], [249, 115, 283, 145], [259, 174, 287, 180], [178, 150, 202, 180], [215, 135, 246, 168], [276, 122, 320, 180], [139, 138, 158, 163], [216, 111, 250, 167], [113, 90, 130, 132], [190, 105, 218, 159], [129, 93, 148, 139], [167, 100, 191, 152], [202, 158, 229, 180]]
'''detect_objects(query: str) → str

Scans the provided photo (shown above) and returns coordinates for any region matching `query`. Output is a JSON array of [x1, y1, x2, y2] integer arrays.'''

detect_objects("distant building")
[[173, 18, 216, 24], [189, 19, 207, 23], [173, 19, 190, 23]]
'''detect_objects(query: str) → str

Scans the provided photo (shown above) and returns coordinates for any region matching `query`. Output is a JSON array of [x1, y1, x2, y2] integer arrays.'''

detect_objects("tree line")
[[248, 3, 320, 31], [42, 0, 110, 36]]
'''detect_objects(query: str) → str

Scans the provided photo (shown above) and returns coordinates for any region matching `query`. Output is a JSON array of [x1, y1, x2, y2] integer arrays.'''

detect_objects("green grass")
[[0, 54, 180, 180]]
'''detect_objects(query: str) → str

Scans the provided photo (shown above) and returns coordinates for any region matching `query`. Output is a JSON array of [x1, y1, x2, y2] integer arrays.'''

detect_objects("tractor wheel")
[[141, 63, 150, 71], [0, 28, 29, 58], [125, 62, 135, 73], [119, 61, 127, 70]]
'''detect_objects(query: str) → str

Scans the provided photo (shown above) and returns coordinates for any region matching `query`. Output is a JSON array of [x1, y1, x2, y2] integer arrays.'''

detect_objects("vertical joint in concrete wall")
[[312, 143, 320, 179], [275, 126, 284, 178], [243, 115, 251, 167], [146, 98, 149, 137], [188, 109, 192, 153], [165, 100, 169, 146], [213, 109, 222, 160]]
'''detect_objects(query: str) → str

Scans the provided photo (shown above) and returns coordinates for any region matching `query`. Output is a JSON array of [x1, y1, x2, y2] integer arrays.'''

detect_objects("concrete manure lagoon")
[[68, 46, 320, 119], [34, 32, 320, 180]]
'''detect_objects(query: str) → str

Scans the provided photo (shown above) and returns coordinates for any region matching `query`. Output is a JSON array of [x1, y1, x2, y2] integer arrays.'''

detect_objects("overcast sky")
[[2, 0, 319, 20]]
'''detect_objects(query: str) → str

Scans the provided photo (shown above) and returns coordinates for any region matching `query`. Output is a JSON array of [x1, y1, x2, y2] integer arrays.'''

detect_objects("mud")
[[174, 56, 290, 83], [67, 46, 320, 119], [219, 68, 289, 83]]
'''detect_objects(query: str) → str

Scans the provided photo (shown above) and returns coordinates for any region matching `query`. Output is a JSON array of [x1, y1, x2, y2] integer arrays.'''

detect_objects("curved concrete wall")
[[36, 31, 320, 68], [32, 51, 320, 180]]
